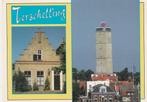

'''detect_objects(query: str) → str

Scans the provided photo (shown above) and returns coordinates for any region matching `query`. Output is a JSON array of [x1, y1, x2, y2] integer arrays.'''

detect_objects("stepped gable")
[[17, 31, 60, 62]]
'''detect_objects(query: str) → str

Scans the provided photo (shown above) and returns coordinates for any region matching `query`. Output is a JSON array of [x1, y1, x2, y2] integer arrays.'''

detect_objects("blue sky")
[[72, 0, 140, 72], [12, 27, 65, 63]]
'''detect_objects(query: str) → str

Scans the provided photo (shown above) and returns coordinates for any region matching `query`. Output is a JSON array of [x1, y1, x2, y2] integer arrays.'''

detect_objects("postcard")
[[0, 0, 147, 102]]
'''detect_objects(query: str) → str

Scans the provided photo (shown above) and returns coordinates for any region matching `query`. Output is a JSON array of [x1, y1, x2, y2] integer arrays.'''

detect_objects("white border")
[[0, 1, 3, 102]]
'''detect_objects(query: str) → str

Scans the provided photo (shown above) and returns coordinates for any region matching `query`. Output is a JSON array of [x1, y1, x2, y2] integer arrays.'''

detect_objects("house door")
[[54, 73, 60, 90]]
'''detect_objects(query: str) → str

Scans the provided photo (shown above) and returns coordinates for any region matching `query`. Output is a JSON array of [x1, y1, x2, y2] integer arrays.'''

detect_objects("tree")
[[13, 71, 32, 92], [77, 70, 86, 80], [117, 67, 129, 81], [44, 77, 50, 90], [56, 40, 66, 74], [72, 82, 80, 102], [72, 68, 78, 80], [134, 72, 140, 85], [85, 69, 94, 81], [12, 64, 15, 70], [79, 86, 86, 96]]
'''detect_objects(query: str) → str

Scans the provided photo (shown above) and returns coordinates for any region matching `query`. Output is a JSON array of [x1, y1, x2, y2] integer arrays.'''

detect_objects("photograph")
[[12, 27, 66, 94], [72, 0, 140, 102], [2, 0, 145, 102], [6, 3, 72, 100]]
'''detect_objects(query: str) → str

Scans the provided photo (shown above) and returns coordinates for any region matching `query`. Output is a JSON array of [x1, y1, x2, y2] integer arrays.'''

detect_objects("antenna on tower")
[[100, 21, 108, 28]]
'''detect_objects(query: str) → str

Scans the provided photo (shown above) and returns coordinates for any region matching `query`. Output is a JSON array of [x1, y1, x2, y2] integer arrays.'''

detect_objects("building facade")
[[91, 73, 118, 83], [91, 84, 116, 102], [96, 22, 113, 74], [87, 80, 110, 96], [14, 31, 64, 91], [79, 84, 116, 102]]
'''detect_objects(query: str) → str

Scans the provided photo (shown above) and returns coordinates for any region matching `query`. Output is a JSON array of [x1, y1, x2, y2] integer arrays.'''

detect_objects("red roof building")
[[117, 81, 134, 96], [91, 73, 118, 83]]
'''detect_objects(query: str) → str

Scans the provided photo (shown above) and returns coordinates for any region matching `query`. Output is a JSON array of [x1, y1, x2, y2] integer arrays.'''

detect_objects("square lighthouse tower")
[[96, 22, 113, 74]]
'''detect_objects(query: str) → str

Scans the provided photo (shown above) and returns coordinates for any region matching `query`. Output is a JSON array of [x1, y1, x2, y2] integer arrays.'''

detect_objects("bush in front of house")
[[33, 82, 39, 91], [44, 77, 50, 90], [13, 71, 32, 92]]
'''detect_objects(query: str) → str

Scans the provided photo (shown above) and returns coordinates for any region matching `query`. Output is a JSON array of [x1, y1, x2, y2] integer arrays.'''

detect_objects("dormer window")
[[38, 50, 41, 60], [33, 54, 37, 61], [33, 50, 42, 61]]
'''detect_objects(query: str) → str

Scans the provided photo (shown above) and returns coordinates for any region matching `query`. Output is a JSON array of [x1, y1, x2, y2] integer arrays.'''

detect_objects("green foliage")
[[33, 82, 39, 91], [120, 67, 129, 80], [72, 82, 80, 102], [13, 71, 32, 92], [12, 64, 15, 70], [56, 40, 66, 74], [77, 70, 86, 80], [72, 68, 78, 80], [85, 69, 94, 81], [116, 67, 129, 81], [44, 77, 50, 90], [115, 67, 140, 84], [134, 72, 140, 85], [56, 40, 65, 62], [72, 68, 94, 81], [79, 86, 86, 96]]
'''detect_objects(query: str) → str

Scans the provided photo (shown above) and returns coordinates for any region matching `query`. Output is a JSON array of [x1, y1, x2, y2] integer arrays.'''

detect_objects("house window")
[[33, 50, 42, 61], [38, 50, 41, 61], [37, 71, 44, 85], [101, 88, 106, 93], [99, 86, 107, 93], [24, 71, 31, 85], [38, 55, 41, 61], [33, 54, 37, 61], [109, 100, 112, 102], [38, 50, 41, 55]]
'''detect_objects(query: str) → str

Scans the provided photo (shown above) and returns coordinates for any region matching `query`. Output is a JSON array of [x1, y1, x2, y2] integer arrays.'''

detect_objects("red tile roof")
[[91, 73, 118, 82]]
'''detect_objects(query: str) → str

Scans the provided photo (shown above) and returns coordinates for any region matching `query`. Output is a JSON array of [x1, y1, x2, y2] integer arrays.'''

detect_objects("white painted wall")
[[86, 80, 110, 96]]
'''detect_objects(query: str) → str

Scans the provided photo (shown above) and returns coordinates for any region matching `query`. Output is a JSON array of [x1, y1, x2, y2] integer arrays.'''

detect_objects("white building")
[[87, 80, 110, 96]]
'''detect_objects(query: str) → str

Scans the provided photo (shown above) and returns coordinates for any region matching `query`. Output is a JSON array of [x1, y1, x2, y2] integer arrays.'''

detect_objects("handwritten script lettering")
[[12, 6, 66, 24]]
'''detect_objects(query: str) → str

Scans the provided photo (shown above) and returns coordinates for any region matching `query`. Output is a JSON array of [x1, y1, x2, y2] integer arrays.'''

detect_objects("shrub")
[[44, 77, 50, 90], [13, 71, 31, 92], [33, 82, 39, 91]]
